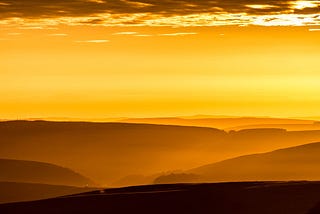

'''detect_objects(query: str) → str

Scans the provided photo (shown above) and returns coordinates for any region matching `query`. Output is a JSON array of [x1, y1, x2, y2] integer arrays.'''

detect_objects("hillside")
[[1, 182, 320, 214], [0, 121, 226, 184], [0, 159, 94, 187], [0, 182, 96, 204], [192, 142, 320, 181], [2, 121, 320, 185], [155, 142, 320, 183]]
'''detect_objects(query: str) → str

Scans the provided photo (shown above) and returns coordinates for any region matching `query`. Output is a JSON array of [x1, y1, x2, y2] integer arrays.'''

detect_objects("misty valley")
[[1, 118, 320, 213]]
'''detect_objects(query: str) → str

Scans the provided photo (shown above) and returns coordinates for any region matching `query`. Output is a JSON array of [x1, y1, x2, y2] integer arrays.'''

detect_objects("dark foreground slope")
[[0, 159, 94, 187], [1, 182, 320, 214], [0, 182, 96, 204], [308, 200, 320, 214]]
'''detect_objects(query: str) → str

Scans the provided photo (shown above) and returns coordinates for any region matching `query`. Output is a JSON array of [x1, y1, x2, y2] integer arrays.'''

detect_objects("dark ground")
[[1, 181, 320, 214]]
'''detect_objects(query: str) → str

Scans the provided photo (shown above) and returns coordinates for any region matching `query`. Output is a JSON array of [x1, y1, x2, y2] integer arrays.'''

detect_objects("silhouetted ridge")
[[0, 182, 97, 204], [1, 182, 320, 214]]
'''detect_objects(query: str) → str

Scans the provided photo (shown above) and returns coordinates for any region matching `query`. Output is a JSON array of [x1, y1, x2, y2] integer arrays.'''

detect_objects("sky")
[[0, 0, 320, 119]]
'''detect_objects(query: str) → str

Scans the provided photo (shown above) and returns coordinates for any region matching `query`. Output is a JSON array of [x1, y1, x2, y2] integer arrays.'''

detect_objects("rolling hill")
[[155, 142, 320, 183], [2, 121, 320, 185], [0, 159, 94, 187]]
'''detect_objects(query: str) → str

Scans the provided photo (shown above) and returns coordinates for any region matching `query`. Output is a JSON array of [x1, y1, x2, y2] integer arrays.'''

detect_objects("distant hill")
[[121, 117, 316, 129], [155, 142, 320, 183], [0, 121, 226, 185], [2, 121, 320, 185], [226, 123, 320, 131], [1, 182, 320, 214], [0, 159, 95, 187], [0, 182, 96, 204], [110, 173, 162, 187], [154, 173, 201, 184]]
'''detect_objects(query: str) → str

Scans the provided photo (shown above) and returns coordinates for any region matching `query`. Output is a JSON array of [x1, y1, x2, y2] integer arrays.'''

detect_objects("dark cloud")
[[293, 7, 320, 15], [0, 0, 318, 20]]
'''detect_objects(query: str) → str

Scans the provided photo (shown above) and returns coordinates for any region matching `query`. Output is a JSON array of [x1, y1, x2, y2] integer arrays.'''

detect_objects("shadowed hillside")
[[0, 182, 97, 204], [0, 159, 94, 187], [0, 121, 226, 185], [2, 121, 320, 185], [155, 142, 320, 183], [1, 182, 320, 214]]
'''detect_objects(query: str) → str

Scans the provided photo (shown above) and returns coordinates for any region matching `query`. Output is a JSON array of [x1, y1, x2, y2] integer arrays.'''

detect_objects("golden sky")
[[0, 0, 320, 119]]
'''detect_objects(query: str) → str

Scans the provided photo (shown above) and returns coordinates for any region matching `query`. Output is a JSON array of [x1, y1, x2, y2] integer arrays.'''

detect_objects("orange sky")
[[0, 0, 320, 119]]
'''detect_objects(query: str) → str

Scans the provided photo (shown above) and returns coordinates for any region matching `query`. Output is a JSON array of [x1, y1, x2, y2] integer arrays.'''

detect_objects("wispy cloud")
[[18, 26, 44, 30], [7, 32, 21, 35], [48, 33, 68, 36], [245, 4, 278, 9], [290, 0, 320, 9], [309, 28, 320, 31], [159, 32, 198, 36], [75, 39, 109, 43], [87, 0, 105, 3], [0, 0, 319, 26], [121, 0, 153, 8], [133, 34, 152, 37], [0, 2, 10, 6], [113, 31, 137, 35]]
